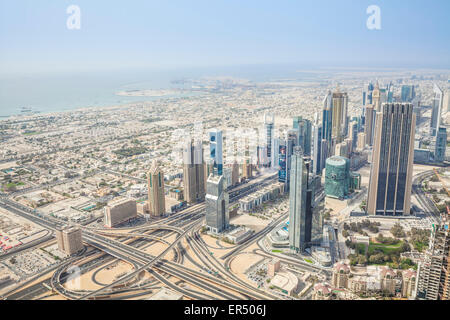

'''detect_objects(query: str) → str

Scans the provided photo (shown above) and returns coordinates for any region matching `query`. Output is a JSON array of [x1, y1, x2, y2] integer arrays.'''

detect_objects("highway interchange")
[[0, 168, 444, 300]]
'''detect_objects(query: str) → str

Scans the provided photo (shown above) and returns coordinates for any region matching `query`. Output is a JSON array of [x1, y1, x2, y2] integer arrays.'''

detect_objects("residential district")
[[0, 69, 449, 300]]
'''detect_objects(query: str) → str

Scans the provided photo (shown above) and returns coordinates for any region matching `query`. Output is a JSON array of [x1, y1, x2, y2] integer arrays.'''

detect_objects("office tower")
[[205, 174, 229, 234], [364, 105, 376, 146], [322, 90, 333, 146], [231, 160, 239, 186], [242, 157, 253, 179], [209, 129, 223, 175], [293, 116, 312, 156], [278, 136, 295, 190], [373, 82, 381, 112], [357, 132, 366, 151], [264, 113, 275, 166], [434, 127, 447, 163], [320, 139, 328, 174], [412, 96, 421, 124], [271, 137, 280, 170], [430, 84, 444, 136], [416, 213, 450, 300], [401, 85, 416, 102], [56, 226, 83, 255], [104, 198, 138, 227], [348, 120, 358, 150], [363, 82, 374, 106], [324, 156, 350, 199], [312, 124, 323, 175], [289, 147, 308, 253], [331, 87, 349, 145], [444, 91, 450, 113], [335, 142, 349, 158], [147, 160, 166, 217], [183, 139, 206, 204], [367, 103, 416, 216], [387, 82, 394, 103], [257, 145, 269, 167]]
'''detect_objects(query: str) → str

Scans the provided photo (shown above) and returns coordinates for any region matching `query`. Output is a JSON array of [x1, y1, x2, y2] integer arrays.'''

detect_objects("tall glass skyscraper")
[[434, 127, 447, 163], [430, 84, 444, 137], [367, 103, 416, 216], [264, 113, 275, 166], [288, 146, 308, 253], [293, 116, 312, 156], [209, 129, 223, 175]]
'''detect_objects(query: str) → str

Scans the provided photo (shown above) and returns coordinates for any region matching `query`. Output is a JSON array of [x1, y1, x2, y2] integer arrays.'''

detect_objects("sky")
[[0, 0, 449, 75]]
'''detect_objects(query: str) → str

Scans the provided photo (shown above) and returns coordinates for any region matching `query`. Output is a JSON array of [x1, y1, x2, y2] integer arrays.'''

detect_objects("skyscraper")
[[209, 129, 223, 175], [367, 103, 416, 216], [147, 160, 166, 217], [363, 82, 374, 106], [430, 84, 444, 137], [289, 146, 308, 253], [331, 87, 348, 147], [293, 116, 312, 156], [264, 113, 275, 166], [364, 105, 376, 146], [372, 82, 381, 112], [416, 213, 450, 300], [401, 85, 416, 103], [183, 139, 206, 204], [322, 90, 333, 151], [205, 174, 229, 234], [434, 127, 447, 163], [312, 123, 323, 175]]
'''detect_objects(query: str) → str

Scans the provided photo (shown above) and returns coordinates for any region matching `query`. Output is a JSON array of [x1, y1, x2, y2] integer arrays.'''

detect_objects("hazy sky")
[[1, 0, 449, 75]]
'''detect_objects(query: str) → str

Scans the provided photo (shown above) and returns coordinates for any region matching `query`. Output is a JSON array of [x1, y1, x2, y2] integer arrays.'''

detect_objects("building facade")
[[288, 147, 308, 252], [367, 103, 415, 216], [183, 139, 206, 204], [147, 160, 166, 217], [205, 174, 229, 234]]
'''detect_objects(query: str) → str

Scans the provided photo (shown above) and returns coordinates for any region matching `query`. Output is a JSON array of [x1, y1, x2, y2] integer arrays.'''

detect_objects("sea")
[[0, 65, 328, 118]]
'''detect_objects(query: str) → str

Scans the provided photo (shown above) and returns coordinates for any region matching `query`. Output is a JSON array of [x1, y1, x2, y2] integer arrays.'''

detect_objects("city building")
[[288, 146, 308, 253], [209, 129, 223, 175], [231, 160, 240, 186], [183, 139, 206, 204], [239, 182, 284, 212], [416, 213, 450, 300], [331, 87, 349, 145], [324, 156, 350, 199], [312, 113, 323, 175], [434, 127, 447, 163], [147, 160, 166, 217], [242, 156, 253, 180], [267, 259, 281, 277], [367, 103, 415, 216], [430, 84, 444, 137], [401, 85, 416, 103], [293, 116, 312, 156], [372, 82, 381, 112], [264, 113, 275, 167], [104, 198, 137, 228], [205, 174, 229, 234], [322, 90, 333, 154], [335, 141, 349, 158], [357, 132, 366, 151], [56, 226, 83, 255], [364, 104, 376, 146]]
